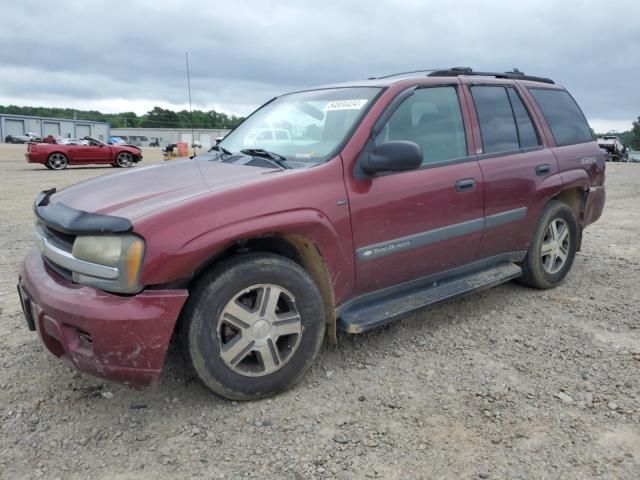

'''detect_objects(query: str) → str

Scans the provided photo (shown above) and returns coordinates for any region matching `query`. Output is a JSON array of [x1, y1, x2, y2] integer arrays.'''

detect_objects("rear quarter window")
[[529, 88, 593, 146]]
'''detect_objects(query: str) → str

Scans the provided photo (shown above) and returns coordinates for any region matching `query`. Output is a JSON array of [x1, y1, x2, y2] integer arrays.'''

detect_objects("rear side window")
[[507, 88, 540, 148], [275, 130, 288, 140], [375, 86, 467, 165], [529, 88, 593, 146]]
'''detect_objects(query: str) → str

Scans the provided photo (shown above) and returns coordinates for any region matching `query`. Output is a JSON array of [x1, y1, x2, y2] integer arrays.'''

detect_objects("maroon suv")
[[17, 67, 606, 400]]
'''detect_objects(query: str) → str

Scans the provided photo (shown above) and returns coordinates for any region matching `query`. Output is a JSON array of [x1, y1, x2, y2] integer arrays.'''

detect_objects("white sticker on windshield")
[[323, 99, 368, 111]]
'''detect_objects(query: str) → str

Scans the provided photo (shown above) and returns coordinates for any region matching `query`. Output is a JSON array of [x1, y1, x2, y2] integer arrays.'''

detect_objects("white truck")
[[597, 135, 629, 162]]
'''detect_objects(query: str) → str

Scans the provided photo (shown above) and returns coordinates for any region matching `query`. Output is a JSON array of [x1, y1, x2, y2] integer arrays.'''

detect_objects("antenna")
[[185, 51, 196, 157]]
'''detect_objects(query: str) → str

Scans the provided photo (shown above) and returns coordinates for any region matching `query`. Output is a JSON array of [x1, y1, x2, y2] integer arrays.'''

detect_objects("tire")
[[116, 152, 134, 167], [44, 163, 52, 170], [181, 253, 326, 400], [47, 153, 68, 170], [519, 200, 578, 289]]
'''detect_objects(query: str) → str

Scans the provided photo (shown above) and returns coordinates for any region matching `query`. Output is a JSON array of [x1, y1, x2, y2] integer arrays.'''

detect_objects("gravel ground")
[[0, 144, 638, 479]]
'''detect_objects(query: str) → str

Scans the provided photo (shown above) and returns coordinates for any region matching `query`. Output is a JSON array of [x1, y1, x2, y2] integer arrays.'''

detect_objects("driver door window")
[[375, 87, 467, 166]]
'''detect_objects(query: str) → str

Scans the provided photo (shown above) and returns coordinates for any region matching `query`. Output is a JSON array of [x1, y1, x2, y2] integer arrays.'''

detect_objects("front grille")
[[41, 223, 75, 251], [43, 257, 73, 281]]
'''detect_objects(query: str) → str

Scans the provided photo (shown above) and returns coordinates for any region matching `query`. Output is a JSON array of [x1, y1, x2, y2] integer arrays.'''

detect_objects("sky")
[[1, 0, 638, 133]]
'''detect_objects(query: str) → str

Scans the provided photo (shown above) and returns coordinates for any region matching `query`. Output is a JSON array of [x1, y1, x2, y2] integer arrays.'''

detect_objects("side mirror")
[[361, 140, 422, 175]]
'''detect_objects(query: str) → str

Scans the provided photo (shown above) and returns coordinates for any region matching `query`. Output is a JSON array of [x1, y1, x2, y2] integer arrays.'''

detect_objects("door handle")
[[455, 178, 476, 192], [535, 163, 551, 176]]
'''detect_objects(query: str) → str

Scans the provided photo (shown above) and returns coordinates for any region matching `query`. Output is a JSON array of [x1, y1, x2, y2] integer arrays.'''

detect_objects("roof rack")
[[369, 68, 441, 80], [427, 67, 555, 84]]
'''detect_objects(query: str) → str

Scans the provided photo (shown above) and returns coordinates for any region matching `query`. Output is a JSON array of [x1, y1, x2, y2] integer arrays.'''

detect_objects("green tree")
[[140, 107, 180, 128], [631, 117, 640, 150], [0, 104, 243, 130]]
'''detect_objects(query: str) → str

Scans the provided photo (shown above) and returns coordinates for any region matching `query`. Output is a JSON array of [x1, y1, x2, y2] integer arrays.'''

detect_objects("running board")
[[337, 262, 522, 334]]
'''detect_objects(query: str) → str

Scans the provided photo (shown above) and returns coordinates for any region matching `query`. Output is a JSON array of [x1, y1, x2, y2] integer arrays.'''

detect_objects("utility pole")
[[186, 51, 196, 157]]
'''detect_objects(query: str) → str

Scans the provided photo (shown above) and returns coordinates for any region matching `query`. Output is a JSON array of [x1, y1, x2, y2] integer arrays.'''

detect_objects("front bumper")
[[18, 248, 188, 386]]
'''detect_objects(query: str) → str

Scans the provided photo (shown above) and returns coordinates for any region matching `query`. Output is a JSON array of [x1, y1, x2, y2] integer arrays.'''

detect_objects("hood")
[[115, 143, 141, 150], [50, 158, 278, 221]]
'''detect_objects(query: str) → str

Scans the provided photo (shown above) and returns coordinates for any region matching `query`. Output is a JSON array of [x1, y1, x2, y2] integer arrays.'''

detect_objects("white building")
[[111, 128, 231, 148], [1, 114, 110, 141]]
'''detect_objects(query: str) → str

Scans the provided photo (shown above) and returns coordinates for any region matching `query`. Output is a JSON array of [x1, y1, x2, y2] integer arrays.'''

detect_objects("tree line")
[[0, 105, 245, 130]]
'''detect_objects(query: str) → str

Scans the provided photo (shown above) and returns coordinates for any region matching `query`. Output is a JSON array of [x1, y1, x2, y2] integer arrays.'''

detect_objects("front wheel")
[[519, 200, 578, 289], [116, 152, 134, 167], [181, 253, 326, 400]]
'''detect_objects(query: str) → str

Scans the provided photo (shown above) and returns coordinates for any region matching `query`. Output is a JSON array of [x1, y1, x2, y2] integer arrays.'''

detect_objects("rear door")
[[346, 84, 484, 294], [463, 81, 558, 260]]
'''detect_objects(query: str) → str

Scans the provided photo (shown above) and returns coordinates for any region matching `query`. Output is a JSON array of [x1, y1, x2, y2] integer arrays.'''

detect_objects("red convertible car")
[[26, 137, 142, 170]]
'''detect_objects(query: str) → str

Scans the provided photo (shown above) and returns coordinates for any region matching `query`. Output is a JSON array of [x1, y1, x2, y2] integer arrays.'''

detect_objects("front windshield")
[[219, 87, 381, 166]]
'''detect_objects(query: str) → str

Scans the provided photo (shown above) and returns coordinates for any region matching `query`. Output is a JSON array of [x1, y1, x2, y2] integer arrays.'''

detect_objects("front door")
[[346, 85, 485, 295], [69, 143, 112, 163]]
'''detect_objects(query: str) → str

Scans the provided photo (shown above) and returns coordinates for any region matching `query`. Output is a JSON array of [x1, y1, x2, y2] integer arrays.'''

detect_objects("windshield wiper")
[[209, 144, 233, 156], [240, 148, 290, 169]]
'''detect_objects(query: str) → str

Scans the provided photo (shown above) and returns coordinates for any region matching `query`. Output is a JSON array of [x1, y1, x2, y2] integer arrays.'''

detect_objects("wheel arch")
[[548, 186, 588, 251], [47, 151, 68, 159], [186, 234, 338, 344], [551, 187, 584, 222]]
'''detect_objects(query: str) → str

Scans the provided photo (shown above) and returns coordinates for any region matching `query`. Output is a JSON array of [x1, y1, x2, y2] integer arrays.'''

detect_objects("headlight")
[[72, 235, 145, 293]]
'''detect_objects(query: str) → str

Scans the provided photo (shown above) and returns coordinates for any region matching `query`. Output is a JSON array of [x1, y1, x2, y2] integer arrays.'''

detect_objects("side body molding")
[[356, 208, 527, 261]]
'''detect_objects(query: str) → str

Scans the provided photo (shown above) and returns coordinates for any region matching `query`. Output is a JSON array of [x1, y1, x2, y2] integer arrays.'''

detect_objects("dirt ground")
[[0, 144, 638, 479]]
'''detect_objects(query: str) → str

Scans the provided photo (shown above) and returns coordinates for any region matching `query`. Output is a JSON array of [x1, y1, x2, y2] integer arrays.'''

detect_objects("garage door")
[[43, 122, 60, 137], [76, 124, 91, 138], [5, 119, 24, 137]]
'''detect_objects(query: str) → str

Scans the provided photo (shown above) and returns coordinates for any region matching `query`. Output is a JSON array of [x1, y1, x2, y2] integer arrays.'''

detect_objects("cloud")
[[1, 0, 638, 130]]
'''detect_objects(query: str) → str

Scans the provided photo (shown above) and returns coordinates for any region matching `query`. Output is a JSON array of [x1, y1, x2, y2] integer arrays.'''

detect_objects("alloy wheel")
[[117, 152, 133, 167], [217, 284, 302, 377], [48, 153, 68, 170], [541, 218, 570, 274]]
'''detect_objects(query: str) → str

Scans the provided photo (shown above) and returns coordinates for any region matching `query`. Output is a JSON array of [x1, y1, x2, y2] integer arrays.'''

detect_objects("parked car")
[[17, 67, 605, 399], [5, 132, 41, 143], [597, 135, 628, 162], [242, 128, 292, 148], [25, 136, 142, 169], [26, 132, 42, 142], [56, 137, 80, 145]]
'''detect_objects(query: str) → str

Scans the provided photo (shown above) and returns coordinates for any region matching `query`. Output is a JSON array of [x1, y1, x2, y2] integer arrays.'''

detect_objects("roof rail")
[[369, 68, 442, 80], [428, 67, 555, 85]]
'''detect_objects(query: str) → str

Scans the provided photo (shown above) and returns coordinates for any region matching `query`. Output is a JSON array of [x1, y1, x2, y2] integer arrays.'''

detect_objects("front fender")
[[139, 208, 355, 304]]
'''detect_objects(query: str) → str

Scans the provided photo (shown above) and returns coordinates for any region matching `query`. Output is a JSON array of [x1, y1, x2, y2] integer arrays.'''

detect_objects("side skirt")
[[337, 252, 525, 334]]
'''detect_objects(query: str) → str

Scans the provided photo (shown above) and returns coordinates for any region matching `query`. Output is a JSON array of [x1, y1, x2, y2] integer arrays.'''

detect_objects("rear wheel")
[[181, 253, 326, 400], [116, 152, 134, 167], [519, 200, 578, 289], [47, 153, 68, 170]]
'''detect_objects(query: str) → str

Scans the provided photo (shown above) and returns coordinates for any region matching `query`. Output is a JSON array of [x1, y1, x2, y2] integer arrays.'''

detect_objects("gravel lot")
[[0, 144, 638, 479]]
